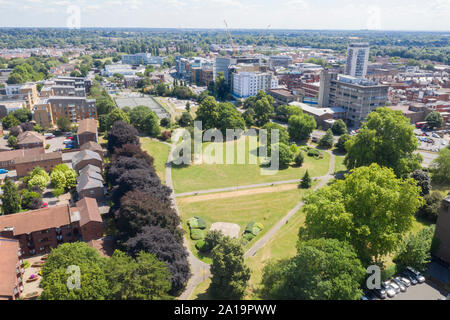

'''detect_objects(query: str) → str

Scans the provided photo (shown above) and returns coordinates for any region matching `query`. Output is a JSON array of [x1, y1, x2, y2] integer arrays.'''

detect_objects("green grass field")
[[140, 138, 171, 185], [177, 185, 309, 264], [334, 154, 347, 174], [172, 138, 330, 193]]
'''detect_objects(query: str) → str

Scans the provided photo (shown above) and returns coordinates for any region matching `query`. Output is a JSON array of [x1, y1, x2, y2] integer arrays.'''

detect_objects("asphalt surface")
[[390, 281, 445, 300]]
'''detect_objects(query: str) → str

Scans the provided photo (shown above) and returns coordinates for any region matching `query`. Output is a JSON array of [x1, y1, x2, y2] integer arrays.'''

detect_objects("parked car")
[[432, 133, 440, 138], [3, 134, 8, 139], [0, 169, 9, 174], [392, 278, 407, 292], [42, 203, 48, 208], [68, 136, 74, 140], [402, 271, 418, 285], [406, 267, 425, 283], [63, 139, 72, 144], [396, 276, 411, 287], [371, 288, 387, 299], [385, 280, 400, 294], [382, 282, 397, 298], [65, 132, 73, 137]]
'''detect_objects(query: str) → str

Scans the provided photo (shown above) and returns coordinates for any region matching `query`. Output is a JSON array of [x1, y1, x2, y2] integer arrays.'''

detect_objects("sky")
[[0, 0, 449, 31]]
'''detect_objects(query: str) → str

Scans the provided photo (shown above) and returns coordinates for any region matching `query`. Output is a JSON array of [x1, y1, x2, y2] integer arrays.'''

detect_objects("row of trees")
[[105, 121, 190, 297]]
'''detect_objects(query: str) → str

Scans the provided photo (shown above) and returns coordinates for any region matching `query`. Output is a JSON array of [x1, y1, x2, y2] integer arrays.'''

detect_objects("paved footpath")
[[166, 130, 211, 300], [244, 149, 335, 258], [167, 133, 335, 299]]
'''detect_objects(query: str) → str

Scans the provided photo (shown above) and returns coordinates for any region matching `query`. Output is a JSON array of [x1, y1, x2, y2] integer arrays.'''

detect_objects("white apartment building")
[[345, 43, 370, 78], [232, 71, 279, 98]]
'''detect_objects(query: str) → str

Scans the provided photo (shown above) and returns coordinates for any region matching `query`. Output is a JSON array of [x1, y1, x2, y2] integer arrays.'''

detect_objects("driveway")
[[45, 136, 66, 153], [390, 281, 446, 300]]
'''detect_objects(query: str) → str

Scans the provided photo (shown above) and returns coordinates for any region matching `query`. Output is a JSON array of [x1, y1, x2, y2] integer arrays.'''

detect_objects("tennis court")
[[114, 96, 171, 119]]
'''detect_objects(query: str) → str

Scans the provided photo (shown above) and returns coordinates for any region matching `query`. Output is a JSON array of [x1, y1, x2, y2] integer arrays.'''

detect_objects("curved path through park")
[[165, 130, 335, 299]]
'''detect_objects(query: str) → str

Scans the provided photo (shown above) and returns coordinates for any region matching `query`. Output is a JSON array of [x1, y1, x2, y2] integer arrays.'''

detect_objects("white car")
[[382, 282, 397, 298], [386, 280, 401, 294], [396, 276, 411, 287]]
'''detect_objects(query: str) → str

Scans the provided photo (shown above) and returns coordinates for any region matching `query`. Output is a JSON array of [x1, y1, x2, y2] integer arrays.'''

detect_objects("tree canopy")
[[344, 107, 421, 178], [300, 163, 423, 264]]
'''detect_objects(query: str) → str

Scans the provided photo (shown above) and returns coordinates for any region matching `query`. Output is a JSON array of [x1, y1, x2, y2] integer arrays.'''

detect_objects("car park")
[[392, 278, 407, 292], [385, 280, 400, 294]]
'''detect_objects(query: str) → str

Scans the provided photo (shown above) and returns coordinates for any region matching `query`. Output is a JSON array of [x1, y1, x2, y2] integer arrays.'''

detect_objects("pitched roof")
[[76, 172, 104, 193], [72, 150, 102, 168], [0, 198, 102, 235], [14, 152, 62, 165], [0, 205, 71, 235], [74, 198, 102, 226], [0, 237, 20, 297], [17, 131, 45, 145], [77, 119, 97, 135], [79, 164, 101, 176], [80, 141, 103, 153], [0, 148, 45, 163]]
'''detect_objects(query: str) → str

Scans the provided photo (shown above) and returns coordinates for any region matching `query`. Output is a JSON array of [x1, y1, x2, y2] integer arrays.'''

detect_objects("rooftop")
[[77, 119, 98, 135], [0, 237, 20, 297], [14, 152, 62, 165], [0, 148, 45, 163]]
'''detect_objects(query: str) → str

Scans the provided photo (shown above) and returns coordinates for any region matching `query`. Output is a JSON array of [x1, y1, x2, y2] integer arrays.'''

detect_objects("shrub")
[[196, 240, 210, 252], [190, 229, 204, 240], [294, 151, 304, 167], [160, 131, 172, 141], [307, 149, 320, 157], [187, 217, 199, 229], [194, 216, 207, 230], [243, 233, 255, 241], [45, 144, 50, 149]]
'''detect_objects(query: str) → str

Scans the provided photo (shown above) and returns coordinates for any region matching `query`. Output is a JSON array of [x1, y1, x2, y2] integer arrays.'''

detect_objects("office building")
[[232, 70, 278, 99], [345, 43, 370, 78], [319, 70, 389, 127]]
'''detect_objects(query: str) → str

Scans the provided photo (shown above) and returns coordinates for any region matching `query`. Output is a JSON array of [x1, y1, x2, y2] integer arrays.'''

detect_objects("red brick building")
[[77, 119, 98, 146], [0, 198, 103, 258], [0, 148, 45, 171], [14, 152, 62, 177], [80, 141, 104, 161], [17, 131, 45, 150], [0, 237, 24, 300], [434, 196, 450, 265]]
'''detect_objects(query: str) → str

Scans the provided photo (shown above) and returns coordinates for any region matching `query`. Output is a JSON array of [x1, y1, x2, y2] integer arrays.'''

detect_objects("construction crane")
[[250, 24, 271, 54], [224, 20, 238, 56]]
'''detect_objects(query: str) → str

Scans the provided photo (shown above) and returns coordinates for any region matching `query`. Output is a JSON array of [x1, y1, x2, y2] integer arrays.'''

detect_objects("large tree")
[[195, 96, 220, 130], [431, 148, 450, 184], [107, 121, 140, 154], [425, 111, 443, 129], [40, 243, 110, 300], [113, 190, 182, 244], [331, 119, 347, 135], [260, 238, 365, 300], [104, 250, 172, 300], [253, 95, 274, 127], [344, 107, 422, 177], [393, 226, 437, 272], [210, 236, 250, 300], [125, 226, 191, 296], [56, 116, 72, 132], [299, 163, 423, 264], [288, 114, 316, 141], [1, 177, 21, 215], [318, 129, 334, 149], [216, 102, 246, 135]]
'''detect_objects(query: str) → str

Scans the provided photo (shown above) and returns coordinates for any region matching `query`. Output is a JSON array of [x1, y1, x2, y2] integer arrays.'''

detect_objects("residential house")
[[0, 237, 24, 300], [0, 148, 45, 171], [72, 150, 102, 172], [17, 131, 45, 150], [14, 152, 62, 177], [76, 165, 104, 201], [77, 119, 98, 146]]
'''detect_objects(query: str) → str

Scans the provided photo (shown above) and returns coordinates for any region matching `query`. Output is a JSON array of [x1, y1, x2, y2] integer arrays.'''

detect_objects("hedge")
[[195, 240, 210, 252], [188, 216, 207, 230]]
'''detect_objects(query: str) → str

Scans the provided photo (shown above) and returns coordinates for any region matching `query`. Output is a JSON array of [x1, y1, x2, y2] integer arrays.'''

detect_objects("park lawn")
[[245, 208, 306, 299], [140, 137, 171, 185], [177, 185, 308, 264], [334, 154, 347, 174], [172, 138, 330, 194]]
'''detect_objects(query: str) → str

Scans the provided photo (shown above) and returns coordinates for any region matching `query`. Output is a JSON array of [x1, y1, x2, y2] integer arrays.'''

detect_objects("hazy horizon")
[[0, 0, 449, 32]]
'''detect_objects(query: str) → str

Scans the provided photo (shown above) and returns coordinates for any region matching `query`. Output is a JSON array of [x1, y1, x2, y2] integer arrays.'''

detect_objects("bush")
[[307, 149, 320, 157], [243, 233, 255, 241], [187, 217, 199, 229], [294, 151, 304, 167], [196, 240, 210, 252], [160, 131, 171, 141], [45, 144, 50, 149], [190, 229, 204, 241]]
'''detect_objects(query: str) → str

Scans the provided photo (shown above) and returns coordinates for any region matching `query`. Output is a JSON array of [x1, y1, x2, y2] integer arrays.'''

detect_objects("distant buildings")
[[290, 101, 346, 129], [176, 56, 215, 86], [269, 55, 293, 69], [345, 43, 370, 78], [121, 53, 165, 66], [0, 83, 38, 112], [103, 64, 145, 77], [232, 70, 278, 99], [319, 70, 389, 127]]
